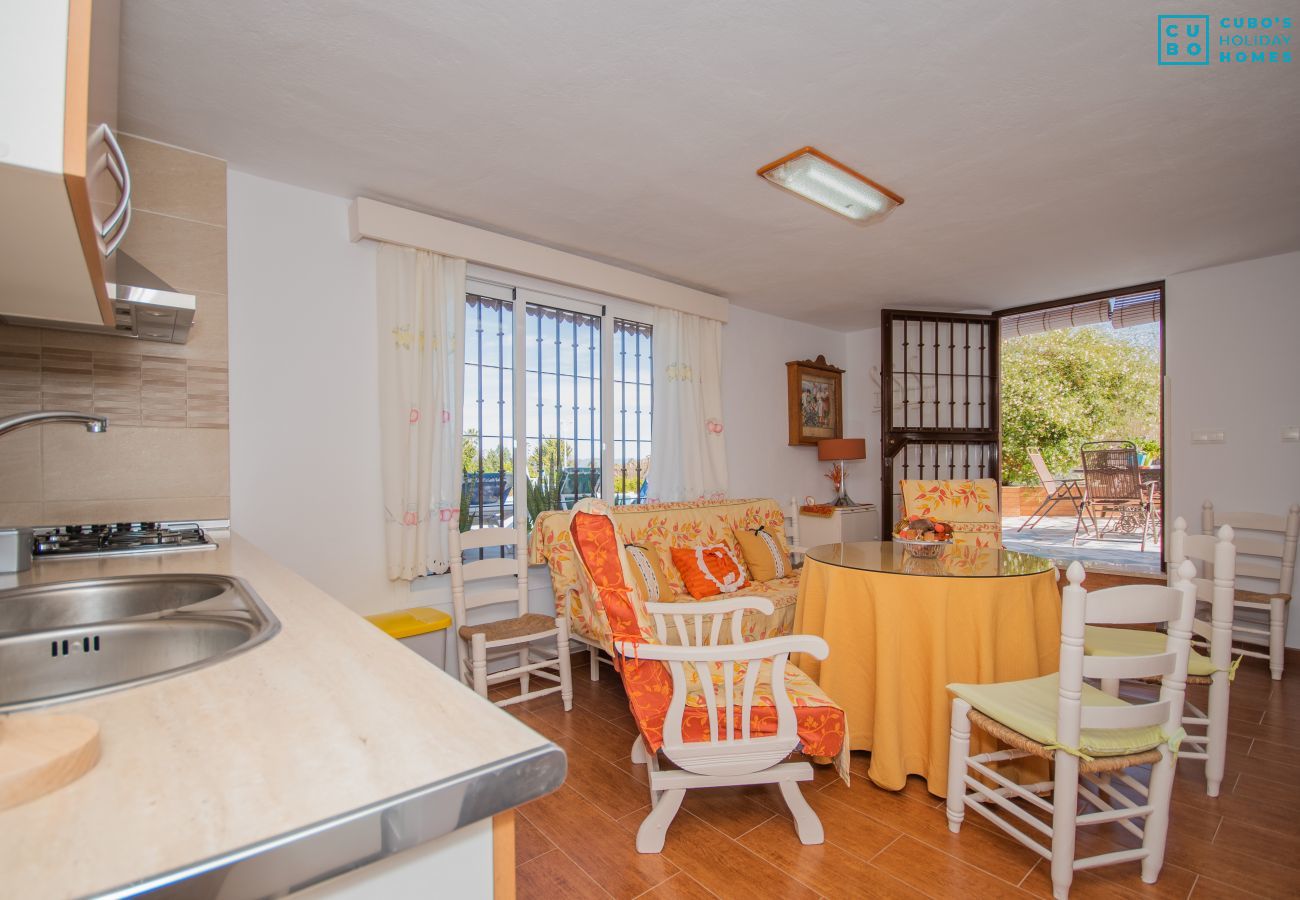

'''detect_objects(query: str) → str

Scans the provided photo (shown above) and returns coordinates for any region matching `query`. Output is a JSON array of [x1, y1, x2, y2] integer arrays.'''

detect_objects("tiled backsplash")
[[0, 135, 230, 527], [0, 346, 228, 428]]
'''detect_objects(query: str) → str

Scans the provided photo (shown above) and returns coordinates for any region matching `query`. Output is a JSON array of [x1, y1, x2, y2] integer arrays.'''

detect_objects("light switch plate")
[[1284, 426, 1300, 443], [1191, 430, 1225, 444]]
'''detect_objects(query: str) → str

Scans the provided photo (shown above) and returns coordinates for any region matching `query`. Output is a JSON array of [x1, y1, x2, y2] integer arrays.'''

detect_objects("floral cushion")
[[531, 498, 796, 651], [569, 505, 846, 760], [900, 479, 1003, 548]]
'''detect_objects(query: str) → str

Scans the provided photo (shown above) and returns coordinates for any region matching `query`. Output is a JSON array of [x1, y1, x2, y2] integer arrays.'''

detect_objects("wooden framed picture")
[[786, 356, 844, 446]]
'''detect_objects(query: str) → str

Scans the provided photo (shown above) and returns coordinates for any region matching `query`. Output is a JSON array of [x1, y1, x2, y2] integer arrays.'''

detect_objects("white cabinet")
[[798, 505, 880, 549], [0, 0, 125, 327]]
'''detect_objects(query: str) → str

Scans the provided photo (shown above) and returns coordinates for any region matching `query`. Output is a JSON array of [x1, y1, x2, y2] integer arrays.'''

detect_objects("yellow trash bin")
[[365, 606, 452, 671]]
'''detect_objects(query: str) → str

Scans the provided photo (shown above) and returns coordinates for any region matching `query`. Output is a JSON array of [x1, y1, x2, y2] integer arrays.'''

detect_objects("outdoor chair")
[[1073, 441, 1159, 551], [1017, 448, 1084, 532]]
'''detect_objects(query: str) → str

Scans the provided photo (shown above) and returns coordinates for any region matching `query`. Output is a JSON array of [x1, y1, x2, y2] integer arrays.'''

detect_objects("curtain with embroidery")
[[377, 244, 466, 579], [650, 308, 728, 500]]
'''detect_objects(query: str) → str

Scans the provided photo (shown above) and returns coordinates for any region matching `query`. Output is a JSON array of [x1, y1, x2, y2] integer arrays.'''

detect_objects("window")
[[461, 280, 652, 534], [613, 319, 652, 505], [461, 294, 514, 536]]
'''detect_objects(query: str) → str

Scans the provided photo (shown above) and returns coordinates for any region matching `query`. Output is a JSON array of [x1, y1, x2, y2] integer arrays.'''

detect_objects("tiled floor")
[[502, 643, 1300, 899], [1002, 515, 1163, 574]]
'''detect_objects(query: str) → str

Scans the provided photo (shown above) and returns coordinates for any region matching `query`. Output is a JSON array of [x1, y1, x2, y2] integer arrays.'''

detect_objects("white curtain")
[[377, 244, 466, 580], [650, 308, 728, 501]]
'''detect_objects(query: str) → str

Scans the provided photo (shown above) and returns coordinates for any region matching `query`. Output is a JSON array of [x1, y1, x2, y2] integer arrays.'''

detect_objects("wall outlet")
[[1284, 426, 1300, 443], [1191, 430, 1225, 444]]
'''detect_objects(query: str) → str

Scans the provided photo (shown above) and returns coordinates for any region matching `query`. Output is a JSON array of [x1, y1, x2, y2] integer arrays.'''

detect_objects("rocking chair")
[[567, 498, 848, 853]]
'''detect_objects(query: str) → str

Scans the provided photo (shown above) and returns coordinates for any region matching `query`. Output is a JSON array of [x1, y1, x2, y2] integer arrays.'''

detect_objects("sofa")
[[529, 497, 800, 656]]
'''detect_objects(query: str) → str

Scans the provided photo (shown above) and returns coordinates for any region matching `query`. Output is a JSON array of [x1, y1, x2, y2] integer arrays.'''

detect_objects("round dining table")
[[793, 541, 1061, 797]]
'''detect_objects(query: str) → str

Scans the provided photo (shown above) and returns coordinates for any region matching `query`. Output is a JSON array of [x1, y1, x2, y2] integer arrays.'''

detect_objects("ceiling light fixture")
[[757, 146, 903, 223]]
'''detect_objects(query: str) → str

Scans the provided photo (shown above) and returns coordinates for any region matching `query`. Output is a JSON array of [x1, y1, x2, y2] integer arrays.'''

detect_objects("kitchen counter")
[[0, 532, 564, 899]]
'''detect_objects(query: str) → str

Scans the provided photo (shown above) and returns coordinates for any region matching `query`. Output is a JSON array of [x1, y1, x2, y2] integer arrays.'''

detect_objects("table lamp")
[[818, 438, 867, 507]]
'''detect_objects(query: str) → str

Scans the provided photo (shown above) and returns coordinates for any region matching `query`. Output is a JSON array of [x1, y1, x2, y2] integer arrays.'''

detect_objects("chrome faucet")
[[0, 410, 107, 573], [0, 410, 108, 438]]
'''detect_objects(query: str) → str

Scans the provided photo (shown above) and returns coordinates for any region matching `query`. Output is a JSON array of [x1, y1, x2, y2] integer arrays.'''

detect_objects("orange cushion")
[[669, 545, 749, 599]]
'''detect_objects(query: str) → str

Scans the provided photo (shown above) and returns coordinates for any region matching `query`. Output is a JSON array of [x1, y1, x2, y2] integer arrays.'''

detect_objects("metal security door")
[[880, 310, 1000, 536]]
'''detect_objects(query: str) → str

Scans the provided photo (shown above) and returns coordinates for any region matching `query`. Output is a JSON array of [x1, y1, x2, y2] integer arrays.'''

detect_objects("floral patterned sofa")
[[529, 498, 799, 660]]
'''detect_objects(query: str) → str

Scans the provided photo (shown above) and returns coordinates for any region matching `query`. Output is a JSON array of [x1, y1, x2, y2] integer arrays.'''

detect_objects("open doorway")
[[996, 284, 1165, 573]]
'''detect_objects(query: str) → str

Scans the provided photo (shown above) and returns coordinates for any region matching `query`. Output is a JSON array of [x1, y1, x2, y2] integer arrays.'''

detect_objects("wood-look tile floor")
[[499, 653, 1300, 900]]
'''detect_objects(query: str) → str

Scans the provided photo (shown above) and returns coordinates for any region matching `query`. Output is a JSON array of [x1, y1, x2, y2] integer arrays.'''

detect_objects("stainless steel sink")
[[0, 574, 279, 711]]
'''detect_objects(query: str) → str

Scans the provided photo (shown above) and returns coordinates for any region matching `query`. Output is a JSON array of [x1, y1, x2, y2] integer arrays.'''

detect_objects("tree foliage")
[[1000, 327, 1159, 485]]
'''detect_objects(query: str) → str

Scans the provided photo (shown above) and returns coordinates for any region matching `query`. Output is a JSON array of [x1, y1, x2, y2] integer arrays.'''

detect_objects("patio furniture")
[[566, 498, 847, 853], [1073, 441, 1159, 551], [1017, 449, 1084, 532], [1085, 518, 1236, 795], [1201, 500, 1299, 680], [946, 560, 1198, 899]]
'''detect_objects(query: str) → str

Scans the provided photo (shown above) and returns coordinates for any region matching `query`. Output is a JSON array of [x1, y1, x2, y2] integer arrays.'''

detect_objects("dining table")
[[793, 541, 1061, 797]]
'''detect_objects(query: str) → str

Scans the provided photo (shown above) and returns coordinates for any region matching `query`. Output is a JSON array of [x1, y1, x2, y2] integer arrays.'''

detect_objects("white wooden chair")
[[1202, 501, 1299, 680], [449, 524, 572, 711], [1085, 518, 1236, 795], [947, 560, 1197, 899], [785, 496, 807, 565], [567, 499, 847, 853]]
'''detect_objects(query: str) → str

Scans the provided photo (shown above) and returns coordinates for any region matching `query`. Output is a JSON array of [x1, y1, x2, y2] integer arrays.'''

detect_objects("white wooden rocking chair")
[[567, 498, 848, 853]]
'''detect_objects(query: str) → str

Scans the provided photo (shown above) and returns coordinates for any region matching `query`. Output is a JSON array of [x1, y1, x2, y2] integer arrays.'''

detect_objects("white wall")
[[227, 170, 402, 615], [1165, 249, 1300, 644], [722, 306, 870, 507]]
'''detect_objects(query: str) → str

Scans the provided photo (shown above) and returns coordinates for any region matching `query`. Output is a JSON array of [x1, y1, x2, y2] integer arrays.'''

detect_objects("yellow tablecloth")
[[793, 558, 1061, 797]]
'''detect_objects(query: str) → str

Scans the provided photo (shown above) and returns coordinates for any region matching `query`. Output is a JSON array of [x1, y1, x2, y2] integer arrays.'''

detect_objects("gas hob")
[[33, 522, 218, 560]]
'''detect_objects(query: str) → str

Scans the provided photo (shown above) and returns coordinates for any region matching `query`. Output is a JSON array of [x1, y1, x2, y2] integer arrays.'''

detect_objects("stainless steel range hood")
[[0, 252, 197, 344]]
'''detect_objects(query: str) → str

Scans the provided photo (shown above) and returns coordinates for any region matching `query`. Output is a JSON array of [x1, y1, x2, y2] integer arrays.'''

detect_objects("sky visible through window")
[[462, 297, 652, 503]]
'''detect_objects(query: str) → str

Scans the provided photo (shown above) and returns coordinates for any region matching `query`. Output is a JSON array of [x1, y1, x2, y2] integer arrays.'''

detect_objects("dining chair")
[[1084, 518, 1236, 795], [1017, 449, 1084, 532], [786, 496, 807, 565], [449, 524, 573, 710], [1202, 500, 1299, 680], [1074, 441, 1159, 551], [946, 560, 1197, 899], [567, 498, 847, 853], [899, 478, 1002, 547]]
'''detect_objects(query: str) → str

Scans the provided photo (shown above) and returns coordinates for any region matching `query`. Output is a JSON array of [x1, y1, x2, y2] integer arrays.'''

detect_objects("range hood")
[[0, 252, 197, 344]]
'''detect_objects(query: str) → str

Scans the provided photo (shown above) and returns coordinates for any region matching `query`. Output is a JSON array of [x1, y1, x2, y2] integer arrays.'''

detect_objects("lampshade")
[[818, 438, 866, 461]]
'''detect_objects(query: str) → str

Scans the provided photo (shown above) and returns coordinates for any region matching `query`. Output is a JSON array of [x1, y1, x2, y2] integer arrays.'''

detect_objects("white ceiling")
[[119, 0, 1300, 330]]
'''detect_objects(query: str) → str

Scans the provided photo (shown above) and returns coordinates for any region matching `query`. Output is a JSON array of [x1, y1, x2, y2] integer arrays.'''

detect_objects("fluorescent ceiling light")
[[757, 147, 903, 223]]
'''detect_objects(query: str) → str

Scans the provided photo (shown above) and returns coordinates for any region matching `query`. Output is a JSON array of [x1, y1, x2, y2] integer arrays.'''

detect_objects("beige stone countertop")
[[0, 532, 559, 900]]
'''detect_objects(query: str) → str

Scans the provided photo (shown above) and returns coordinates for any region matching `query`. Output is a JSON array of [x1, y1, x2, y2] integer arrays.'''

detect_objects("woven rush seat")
[[967, 710, 1161, 774], [948, 673, 1170, 769], [1233, 587, 1289, 604], [458, 612, 558, 642]]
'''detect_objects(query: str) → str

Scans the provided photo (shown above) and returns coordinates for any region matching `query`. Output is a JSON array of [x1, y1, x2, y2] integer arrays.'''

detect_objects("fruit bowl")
[[893, 537, 952, 559], [892, 516, 954, 558]]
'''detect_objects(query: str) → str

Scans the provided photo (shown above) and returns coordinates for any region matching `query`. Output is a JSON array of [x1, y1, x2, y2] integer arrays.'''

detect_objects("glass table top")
[[804, 541, 1055, 578]]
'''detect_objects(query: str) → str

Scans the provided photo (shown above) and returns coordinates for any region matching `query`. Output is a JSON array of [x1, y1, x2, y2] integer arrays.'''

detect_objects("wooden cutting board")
[[0, 714, 100, 810]]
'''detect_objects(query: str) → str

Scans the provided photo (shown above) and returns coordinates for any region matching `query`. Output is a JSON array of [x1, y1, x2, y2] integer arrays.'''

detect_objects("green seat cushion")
[[948, 674, 1167, 758], [1083, 625, 1215, 678]]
